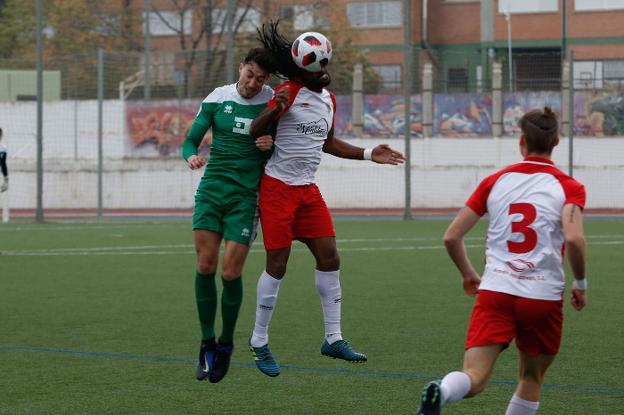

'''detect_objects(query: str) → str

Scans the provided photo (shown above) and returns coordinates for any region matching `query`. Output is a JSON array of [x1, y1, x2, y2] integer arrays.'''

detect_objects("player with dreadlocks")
[[248, 21, 405, 377]]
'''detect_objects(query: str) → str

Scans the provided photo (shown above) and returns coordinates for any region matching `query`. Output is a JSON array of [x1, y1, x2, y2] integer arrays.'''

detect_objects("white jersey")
[[0, 143, 6, 154], [264, 81, 335, 185], [466, 157, 586, 301]]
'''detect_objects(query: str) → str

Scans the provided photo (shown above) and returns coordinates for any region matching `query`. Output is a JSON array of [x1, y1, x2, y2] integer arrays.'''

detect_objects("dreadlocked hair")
[[519, 107, 559, 154], [257, 20, 303, 79]]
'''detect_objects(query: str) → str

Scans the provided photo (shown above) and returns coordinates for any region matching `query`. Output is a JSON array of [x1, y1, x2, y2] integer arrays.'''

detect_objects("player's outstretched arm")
[[443, 206, 482, 296], [562, 203, 587, 311], [322, 129, 405, 165]]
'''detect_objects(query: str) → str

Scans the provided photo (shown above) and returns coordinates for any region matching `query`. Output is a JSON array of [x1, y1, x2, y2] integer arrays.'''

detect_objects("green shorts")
[[193, 179, 259, 246]]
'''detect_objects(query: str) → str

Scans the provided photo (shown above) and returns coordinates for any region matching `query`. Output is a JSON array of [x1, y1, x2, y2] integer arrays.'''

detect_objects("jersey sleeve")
[[329, 91, 337, 129], [181, 94, 218, 161], [562, 179, 586, 210], [466, 174, 498, 216], [267, 81, 302, 118]]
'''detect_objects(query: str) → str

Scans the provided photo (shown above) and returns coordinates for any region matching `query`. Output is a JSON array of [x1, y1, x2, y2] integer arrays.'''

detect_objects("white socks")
[[440, 371, 472, 404], [250, 271, 281, 348], [315, 269, 343, 344], [505, 394, 539, 415]]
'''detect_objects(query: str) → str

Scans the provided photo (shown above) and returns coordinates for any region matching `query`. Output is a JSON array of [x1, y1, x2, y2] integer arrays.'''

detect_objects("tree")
[[0, 0, 36, 60], [148, 0, 256, 97], [269, 2, 382, 95]]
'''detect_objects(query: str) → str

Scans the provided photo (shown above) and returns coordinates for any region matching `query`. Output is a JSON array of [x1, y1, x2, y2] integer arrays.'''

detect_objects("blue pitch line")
[[1, 344, 623, 395]]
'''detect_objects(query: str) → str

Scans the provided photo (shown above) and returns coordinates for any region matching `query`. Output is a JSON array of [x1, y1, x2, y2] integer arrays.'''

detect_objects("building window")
[[575, 0, 624, 11], [498, 0, 557, 14], [447, 68, 469, 92], [576, 59, 624, 88], [574, 61, 603, 89], [346, 2, 401, 28], [371, 65, 401, 90], [211, 7, 260, 33], [513, 50, 561, 91], [144, 10, 192, 36], [279, 5, 328, 30]]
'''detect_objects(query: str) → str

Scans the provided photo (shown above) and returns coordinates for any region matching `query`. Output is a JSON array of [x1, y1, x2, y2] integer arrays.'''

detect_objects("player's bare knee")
[[221, 272, 241, 281], [221, 264, 243, 281], [316, 253, 340, 271], [196, 255, 218, 275], [266, 262, 287, 279], [463, 370, 487, 397]]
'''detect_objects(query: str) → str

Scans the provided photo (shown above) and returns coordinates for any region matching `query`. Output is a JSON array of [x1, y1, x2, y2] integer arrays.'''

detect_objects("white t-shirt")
[[0, 143, 6, 154], [466, 157, 586, 300], [264, 81, 336, 185]]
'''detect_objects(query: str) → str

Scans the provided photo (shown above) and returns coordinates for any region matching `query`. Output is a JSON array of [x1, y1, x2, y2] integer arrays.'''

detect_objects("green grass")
[[1, 218, 623, 414]]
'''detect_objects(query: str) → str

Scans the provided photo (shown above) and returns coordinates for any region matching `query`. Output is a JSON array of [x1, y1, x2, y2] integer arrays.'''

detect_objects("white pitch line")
[[2, 241, 623, 257]]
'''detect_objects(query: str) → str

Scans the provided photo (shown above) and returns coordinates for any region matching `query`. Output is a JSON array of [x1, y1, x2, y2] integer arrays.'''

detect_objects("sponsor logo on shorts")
[[241, 228, 250, 237]]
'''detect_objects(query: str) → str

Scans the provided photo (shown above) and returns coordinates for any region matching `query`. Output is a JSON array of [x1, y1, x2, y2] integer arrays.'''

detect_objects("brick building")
[[138, 0, 624, 92]]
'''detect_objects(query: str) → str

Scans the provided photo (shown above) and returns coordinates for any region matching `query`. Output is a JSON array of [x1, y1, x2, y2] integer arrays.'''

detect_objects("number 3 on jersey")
[[507, 203, 538, 254]]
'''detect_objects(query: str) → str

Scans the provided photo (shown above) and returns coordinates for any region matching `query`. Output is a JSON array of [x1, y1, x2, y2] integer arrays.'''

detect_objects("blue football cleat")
[[195, 339, 217, 381], [249, 341, 280, 377], [320, 339, 367, 362]]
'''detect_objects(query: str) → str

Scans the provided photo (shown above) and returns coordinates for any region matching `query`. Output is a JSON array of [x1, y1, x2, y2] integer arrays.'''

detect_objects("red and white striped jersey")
[[466, 157, 586, 300], [264, 81, 336, 185]]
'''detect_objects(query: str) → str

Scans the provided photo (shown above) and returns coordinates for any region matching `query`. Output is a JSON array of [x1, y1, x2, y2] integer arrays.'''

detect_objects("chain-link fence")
[[1, 1, 624, 220]]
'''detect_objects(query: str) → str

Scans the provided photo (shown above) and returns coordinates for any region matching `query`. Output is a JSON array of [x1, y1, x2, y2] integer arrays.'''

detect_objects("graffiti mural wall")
[[574, 91, 624, 136], [503, 92, 561, 135], [126, 100, 210, 157], [124, 91, 624, 156], [434, 94, 492, 136]]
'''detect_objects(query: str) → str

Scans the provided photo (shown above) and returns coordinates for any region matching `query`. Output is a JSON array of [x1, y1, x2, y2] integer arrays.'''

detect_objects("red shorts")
[[259, 174, 335, 250], [465, 290, 563, 356]]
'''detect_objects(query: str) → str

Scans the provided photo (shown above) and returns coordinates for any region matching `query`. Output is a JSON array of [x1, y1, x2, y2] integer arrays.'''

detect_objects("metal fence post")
[[561, 59, 571, 138], [36, 0, 44, 223], [98, 48, 104, 218], [403, 0, 413, 220], [352, 63, 363, 137], [492, 62, 503, 138], [422, 63, 433, 138], [568, 51, 574, 177]]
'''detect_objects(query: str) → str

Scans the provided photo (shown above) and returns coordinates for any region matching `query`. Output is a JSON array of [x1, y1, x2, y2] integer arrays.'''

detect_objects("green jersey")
[[182, 83, 273, 191]]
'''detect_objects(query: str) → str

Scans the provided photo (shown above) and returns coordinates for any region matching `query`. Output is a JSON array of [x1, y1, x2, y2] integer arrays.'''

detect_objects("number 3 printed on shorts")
[[507, 203, 538, 254]]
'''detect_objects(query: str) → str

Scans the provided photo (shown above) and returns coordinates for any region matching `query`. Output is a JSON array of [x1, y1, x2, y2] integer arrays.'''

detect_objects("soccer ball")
[[291, 32, 332, 73]]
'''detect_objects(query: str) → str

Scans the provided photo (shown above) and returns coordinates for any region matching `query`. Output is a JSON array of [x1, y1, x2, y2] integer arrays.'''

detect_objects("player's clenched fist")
[[187, 155, 207, 170], [273, 87, 290, 112], [255, 135, 274, 151]]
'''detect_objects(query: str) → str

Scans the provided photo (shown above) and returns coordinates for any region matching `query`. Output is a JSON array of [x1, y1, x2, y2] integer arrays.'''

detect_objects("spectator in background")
[[0, 128, 8, 192]]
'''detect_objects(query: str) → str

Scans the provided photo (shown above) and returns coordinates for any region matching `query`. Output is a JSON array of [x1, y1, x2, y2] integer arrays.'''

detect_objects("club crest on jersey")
[[224, 105, 233, 114], [296, 118, 329, 137], [505, 259, 536, 273]]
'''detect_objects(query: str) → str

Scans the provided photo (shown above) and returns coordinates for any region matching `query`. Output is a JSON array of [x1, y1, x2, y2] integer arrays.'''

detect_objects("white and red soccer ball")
[[291, 32, 332, 73]]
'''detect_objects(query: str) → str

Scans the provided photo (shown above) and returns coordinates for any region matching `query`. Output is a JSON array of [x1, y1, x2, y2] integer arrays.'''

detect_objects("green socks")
[[195, 271, 217, 341], [195, 272, 243, 344], [220, 276, 243, 344]]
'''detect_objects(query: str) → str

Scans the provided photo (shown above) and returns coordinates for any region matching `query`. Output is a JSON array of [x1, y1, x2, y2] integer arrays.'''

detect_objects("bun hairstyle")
[[519, 106, 559, 154]]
